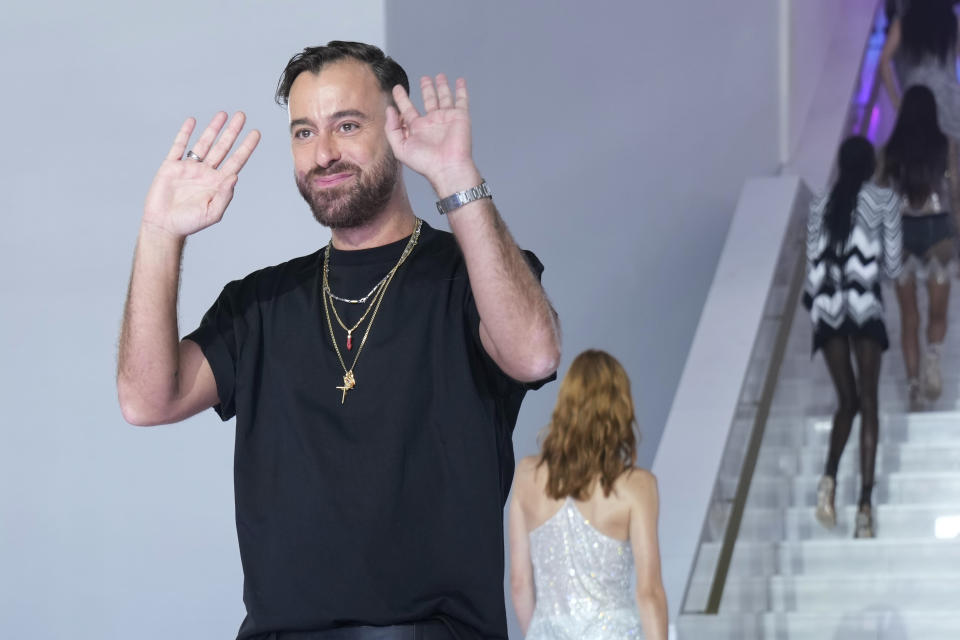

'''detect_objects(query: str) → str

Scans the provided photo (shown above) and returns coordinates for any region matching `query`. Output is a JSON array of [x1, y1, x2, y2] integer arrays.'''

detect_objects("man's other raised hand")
[[143, 111, 261, 238]]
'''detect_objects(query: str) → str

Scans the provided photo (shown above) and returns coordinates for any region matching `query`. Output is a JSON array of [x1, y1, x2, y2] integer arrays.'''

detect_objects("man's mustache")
[[307, 162, 361, 180]]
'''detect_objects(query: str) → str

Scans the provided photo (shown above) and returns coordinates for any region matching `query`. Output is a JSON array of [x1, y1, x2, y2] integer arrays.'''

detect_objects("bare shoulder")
[[620, 468, 659, 506], [516, 455, 542, 480], [513, 456, 543, 495], [517, 455, 540, 473]]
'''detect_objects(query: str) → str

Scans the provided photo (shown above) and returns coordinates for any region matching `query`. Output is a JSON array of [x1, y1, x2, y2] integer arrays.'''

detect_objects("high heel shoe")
[[922, 345, 943, 401], [854, 503, 875, 539], [815, 475, 836, 529], [908, 377, 923, 412]]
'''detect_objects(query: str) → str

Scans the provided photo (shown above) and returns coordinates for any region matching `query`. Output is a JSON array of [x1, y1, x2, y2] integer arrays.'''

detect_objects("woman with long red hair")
[[508, 350, 667, 639]]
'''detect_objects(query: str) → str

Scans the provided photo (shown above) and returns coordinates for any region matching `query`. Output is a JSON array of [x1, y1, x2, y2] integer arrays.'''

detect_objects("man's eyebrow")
[[330, 109, 370, 121], [289, 111, 370, 131]]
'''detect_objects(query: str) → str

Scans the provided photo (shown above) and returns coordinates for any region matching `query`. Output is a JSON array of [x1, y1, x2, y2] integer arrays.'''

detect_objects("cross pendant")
[[336, 370, 356, 404]]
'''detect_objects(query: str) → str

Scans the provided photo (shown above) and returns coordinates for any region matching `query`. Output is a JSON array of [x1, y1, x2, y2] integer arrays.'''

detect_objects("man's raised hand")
[[385, 74, 481, 196], [143, 112, 261, 238]]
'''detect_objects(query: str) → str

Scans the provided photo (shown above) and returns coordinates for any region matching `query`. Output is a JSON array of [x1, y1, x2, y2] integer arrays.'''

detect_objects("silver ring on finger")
[[185, 150, 203, 162]]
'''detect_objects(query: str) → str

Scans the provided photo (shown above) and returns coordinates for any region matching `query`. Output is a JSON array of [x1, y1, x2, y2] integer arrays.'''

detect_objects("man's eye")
[[339, 123, 359, 133], [293, 129, 312, 139]]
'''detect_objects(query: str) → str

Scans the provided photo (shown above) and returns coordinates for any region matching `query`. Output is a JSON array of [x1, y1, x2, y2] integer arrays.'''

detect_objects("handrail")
[[703, 229, 806, 613]]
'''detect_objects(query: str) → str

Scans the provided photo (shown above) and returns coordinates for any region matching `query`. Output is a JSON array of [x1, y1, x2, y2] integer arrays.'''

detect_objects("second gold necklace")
[[322, 218, 422, 403]]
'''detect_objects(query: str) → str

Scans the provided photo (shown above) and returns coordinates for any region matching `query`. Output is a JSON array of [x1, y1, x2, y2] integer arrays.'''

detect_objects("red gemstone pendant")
[[346, 332, 353, 351]]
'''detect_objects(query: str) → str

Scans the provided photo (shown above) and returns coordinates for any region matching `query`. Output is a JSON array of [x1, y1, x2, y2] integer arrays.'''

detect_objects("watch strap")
[[435, 181, 492, 215]]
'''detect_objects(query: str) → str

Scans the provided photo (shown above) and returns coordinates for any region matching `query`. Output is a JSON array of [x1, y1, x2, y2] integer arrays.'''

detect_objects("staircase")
[[678, 282, 960, 639]]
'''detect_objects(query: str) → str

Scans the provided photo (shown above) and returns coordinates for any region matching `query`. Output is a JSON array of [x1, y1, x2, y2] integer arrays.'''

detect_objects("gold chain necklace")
[[326, 279, 385, 351], [322, 218, 422, 403], [324, 274, 388, 305]]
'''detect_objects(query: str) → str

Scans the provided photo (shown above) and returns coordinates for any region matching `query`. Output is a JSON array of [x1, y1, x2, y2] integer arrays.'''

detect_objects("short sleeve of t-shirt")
[[183, 281, 243, 421], [463, 249, 556, 396]]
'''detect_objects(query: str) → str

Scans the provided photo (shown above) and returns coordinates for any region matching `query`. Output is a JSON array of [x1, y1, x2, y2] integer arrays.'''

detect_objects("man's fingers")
[[219, 129, 261, 176], [454, 77, 469, 110], [392, 85, 420, 125], [385, 105, 400, 131], [205, 111, 247, 168], [166, 117, 197, 161], [435, 74, 453, 109], [384, 105, 403, 135], [384, 105, 405, 150], [189, 111, 229, 161], [420, 76, 439, 112]]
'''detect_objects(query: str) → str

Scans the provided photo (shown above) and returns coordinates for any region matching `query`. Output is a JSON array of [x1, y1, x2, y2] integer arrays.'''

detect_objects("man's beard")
[[295, 149, 400, 229]]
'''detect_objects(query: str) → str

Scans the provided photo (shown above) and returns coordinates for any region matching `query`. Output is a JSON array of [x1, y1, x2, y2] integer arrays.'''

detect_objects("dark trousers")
[[266, 620, 461, 640]]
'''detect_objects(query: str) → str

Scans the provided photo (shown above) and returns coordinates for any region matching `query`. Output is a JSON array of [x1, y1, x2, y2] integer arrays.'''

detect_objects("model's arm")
[[117, 112, 260, 425], [806, 198, 825, 268], [385, 76, 560, 383], [948, 140, 960, 234], [881, 191, 904, 280], [508, 460, 536, 634], [880, 18, 903, 111], [628, 470, 669, 640]]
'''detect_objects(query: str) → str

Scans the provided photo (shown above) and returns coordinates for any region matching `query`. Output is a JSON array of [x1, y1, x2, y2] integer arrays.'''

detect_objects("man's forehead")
[[288, 59, 387, 119]]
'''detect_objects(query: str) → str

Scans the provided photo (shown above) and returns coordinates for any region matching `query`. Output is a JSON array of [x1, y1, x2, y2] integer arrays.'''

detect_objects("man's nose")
[[314, 134, 341, 168]]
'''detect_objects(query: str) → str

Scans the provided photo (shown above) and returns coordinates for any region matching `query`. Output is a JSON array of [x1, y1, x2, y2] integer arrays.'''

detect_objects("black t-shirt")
[[185, 221, 553, 640]]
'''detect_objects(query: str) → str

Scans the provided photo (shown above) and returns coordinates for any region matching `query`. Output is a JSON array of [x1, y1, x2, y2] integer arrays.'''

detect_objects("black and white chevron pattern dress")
[[803, 183, 904, 352]]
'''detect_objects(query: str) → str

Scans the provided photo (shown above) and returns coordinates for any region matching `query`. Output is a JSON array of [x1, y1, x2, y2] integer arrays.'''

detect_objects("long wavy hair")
[[902, 0, 958, 65], [538, 350, 638, 500], [822, 136, 876, 259], [882, 84, 948, 208]]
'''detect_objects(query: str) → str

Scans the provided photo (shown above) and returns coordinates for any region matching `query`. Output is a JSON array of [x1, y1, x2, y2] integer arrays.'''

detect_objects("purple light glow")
[[867, 105, 881, 142]]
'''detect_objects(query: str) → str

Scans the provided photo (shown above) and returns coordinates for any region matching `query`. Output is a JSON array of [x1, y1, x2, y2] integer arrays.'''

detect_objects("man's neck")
[[329, 189, 419, 251]]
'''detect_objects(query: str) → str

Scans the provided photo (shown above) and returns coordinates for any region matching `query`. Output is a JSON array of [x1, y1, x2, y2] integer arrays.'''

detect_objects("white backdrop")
[[386, 0, 781, 481], [0, 1, 835, 638], [0, 2, 383, 638], [386, 2, 795, 636]]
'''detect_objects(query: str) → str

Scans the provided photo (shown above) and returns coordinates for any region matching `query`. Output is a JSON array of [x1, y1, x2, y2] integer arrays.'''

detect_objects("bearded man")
[[117, 41, 560, 640]]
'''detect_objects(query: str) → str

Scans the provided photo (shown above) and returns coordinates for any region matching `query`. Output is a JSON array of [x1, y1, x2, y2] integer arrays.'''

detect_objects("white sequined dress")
[[525, 497, 643, 639]]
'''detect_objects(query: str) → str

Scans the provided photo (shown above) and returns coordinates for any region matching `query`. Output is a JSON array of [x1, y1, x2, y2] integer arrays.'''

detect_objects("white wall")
[[386, 0, 780, 472], [0, 0, 869, 637], [0, 2, 384, 638], [786, 0, 845, 163], [384, 1, 781, 636]]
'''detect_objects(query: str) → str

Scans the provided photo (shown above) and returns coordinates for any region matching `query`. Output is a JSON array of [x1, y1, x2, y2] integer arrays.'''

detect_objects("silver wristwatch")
[[435, 181, 492, 215]]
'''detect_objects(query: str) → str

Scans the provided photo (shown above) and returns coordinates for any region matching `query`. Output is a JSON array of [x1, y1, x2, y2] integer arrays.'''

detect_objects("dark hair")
[[275, 41, 409, 106], [882, 84, 948, 208], [825, 136, 876, 256], [902, 0, 958, 65]]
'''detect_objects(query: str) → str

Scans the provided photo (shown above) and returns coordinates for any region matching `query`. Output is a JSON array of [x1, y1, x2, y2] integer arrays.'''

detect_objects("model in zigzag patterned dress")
[[803, 136, 904, 539]]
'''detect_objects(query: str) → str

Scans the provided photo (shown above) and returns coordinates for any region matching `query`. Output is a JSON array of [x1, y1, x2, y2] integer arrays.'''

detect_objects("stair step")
[[727, 472, 960, 507], [734, 504, 960, 541], [710, 573, 960, 612], [725, 417, 960, 451], [750, 442, 960, 476], [757, 412, 960, 447], [677, 611, 960, 640], [766, 390, 960, 414], [691, 538, 960, 579], [685, 572, 960, 615]]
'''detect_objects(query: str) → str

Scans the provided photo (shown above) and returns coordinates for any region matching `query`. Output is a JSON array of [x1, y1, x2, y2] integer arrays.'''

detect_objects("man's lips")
[[312, 172, 354, 188]]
